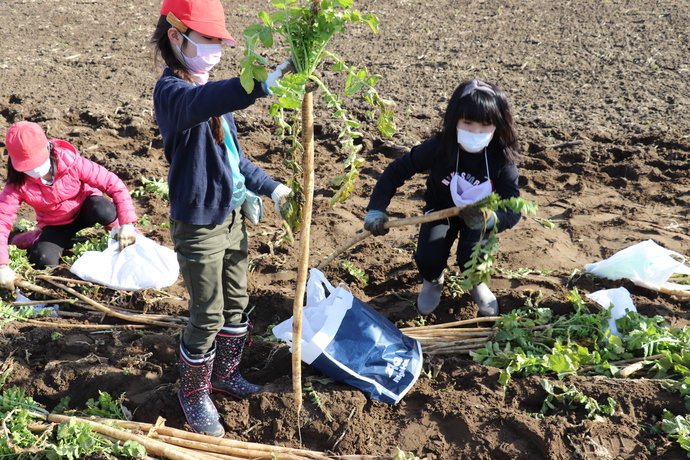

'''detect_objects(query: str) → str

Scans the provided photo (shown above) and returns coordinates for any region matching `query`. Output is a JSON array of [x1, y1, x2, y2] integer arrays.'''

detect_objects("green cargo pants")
[[171, 209, 249, 355]]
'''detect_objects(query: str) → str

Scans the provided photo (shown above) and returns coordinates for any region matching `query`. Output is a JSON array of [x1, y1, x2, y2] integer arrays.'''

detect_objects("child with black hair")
[[150, 0, 292, 437], [364, 79, 522, 317]]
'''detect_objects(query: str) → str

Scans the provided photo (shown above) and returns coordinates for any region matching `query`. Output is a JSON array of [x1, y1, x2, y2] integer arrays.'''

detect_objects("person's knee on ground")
[[79, 195, 118, 228], [29, 240, 64, 269]]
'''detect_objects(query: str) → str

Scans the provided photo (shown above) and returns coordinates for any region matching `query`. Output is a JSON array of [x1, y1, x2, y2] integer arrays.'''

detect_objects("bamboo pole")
[[316, 205, 470, 269]]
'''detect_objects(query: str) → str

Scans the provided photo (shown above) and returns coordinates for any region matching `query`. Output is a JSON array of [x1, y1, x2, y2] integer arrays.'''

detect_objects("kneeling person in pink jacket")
[[0, 121, 138, 290]]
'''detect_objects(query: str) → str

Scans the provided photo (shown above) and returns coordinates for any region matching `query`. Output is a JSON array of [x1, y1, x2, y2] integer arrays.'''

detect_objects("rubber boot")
[[211, 316, 262, 399], [9, 229, 41, 250], [416, 273, 445, 316], [470, 282, 499, 316], [178, 343, 225, 437]]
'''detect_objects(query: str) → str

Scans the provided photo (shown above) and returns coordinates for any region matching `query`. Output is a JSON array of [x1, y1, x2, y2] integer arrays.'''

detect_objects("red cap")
[[160, 0, 236, 46], [5, 121, 50, 172]]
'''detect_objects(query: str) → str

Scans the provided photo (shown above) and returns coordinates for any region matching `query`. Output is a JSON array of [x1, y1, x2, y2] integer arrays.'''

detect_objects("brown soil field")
[[1, 0, 690, 459]]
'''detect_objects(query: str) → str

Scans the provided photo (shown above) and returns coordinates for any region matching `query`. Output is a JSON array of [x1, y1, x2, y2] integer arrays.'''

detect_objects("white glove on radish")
[[0, 265, 19, 291], [116, 223, 137, 251]]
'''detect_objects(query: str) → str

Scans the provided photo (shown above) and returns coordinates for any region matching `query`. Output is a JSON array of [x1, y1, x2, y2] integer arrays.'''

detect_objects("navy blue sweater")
[[367, 135, 521, 232], [153, 69, 280, 225]]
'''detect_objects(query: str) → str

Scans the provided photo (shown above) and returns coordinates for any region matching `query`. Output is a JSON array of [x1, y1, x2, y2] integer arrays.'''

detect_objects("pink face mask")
[[179, 33, 222, 83]]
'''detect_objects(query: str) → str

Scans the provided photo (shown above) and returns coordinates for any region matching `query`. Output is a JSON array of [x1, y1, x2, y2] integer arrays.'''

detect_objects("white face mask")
[[180, 33, 222, 78], [457, 128, 494, 153], [24, 158, 52, 178]]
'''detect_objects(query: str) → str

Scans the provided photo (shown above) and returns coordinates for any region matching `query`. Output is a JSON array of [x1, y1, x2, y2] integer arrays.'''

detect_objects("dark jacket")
[[153, 69, 280, 226], [366, 135, 521, 232]]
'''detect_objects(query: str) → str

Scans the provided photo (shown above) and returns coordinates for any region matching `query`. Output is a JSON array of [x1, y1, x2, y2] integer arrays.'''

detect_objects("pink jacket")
[[0, 139, 137, 265]]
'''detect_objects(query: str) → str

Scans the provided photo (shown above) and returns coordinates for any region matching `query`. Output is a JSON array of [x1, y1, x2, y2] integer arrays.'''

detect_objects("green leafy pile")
[[0, 386, 143, 459], [130, 177, 169, 202], [540, 379, 617, 421], [61, 233, 110, 266], [472, 288, 690, 385], [472, 288, 690, 454]]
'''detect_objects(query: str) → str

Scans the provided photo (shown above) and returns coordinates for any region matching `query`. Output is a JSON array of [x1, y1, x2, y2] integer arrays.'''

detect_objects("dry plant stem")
[[46, 414, 217, 460], [400, 317, 500, 332], [406, 330, 494, 338], [100, 419, 329, 459], [13, 299, 77, 306], [425, 347, 481, 355], [24, 319, 146, 329], [44, 278, 183, 328], [317, 205, 469, 269], [293, 90, 317, 418], [36, 274, 96, 286]]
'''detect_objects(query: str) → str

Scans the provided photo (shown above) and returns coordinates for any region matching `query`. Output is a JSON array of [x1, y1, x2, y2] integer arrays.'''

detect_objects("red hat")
[[160, 0, 236, 46], [5, 121, 50, 172]]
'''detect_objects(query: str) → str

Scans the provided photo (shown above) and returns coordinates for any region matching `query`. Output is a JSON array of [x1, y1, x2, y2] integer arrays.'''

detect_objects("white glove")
[[271, 184, 292, 220], [0, 265, 19, 291], [265, 59, 293, 89], [117, 223, 137, 251]]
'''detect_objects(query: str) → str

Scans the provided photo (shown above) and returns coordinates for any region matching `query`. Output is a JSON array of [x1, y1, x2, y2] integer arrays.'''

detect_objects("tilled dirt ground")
[[1, 0, 690, 459]]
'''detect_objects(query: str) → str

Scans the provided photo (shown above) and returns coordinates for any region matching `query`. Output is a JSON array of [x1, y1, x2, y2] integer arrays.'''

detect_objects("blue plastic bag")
[[273, 268, 423, 404]]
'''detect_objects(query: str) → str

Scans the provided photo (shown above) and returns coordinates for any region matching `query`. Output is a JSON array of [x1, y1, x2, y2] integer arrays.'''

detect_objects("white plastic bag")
[[585, 287, 637, 338], [584, 239, 690, 292], [70, 234, 179, 291], [273, 268, 423, 404]]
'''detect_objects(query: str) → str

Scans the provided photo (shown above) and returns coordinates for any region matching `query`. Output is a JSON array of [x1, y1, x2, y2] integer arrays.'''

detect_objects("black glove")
[[364, 210, 389, 236]]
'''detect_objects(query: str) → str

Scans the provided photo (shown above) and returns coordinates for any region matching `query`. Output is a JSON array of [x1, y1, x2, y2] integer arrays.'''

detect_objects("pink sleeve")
[[0, 186, 23, 266], [76, 157, 138, 226]]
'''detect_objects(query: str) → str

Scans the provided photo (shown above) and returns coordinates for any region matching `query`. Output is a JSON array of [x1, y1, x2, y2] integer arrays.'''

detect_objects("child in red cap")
[[0, 121, 138, 289], [151, 0, 292, 437]]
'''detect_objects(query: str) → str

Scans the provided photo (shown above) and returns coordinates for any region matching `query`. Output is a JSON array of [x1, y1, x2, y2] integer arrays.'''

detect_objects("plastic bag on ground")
[[69, 234, 179, 291], [273, 268, 423, 404], [584, 239, 690, 292], [585, 287, 637, 338]]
